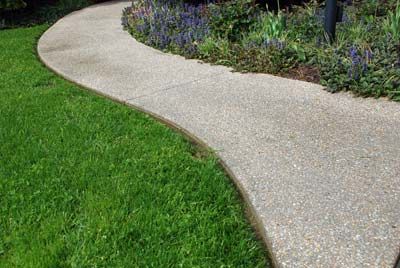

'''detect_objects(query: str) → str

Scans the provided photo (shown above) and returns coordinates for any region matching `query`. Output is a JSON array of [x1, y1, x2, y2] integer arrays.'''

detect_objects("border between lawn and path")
[[35, 29, 279, 268], [395, 250, 400, 268], [35, 3, 400, 265]]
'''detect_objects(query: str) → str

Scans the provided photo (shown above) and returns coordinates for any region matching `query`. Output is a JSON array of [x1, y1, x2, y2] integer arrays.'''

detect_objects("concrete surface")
[[38, 1, 400, 267]]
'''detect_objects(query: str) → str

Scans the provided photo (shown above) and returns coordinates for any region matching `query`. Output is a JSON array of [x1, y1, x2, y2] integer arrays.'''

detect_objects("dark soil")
[[281, 65, 321, 83]]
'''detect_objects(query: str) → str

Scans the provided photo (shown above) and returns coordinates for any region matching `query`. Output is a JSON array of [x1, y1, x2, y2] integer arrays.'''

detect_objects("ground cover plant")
[[123, 0, 400, 100], [0, 26, 270, 267], [0, 0, 106, 27]]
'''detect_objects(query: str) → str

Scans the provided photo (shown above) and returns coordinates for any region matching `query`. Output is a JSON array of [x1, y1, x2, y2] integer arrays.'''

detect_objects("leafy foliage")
[[35, 0, 92, 22], [124, 0, 400, 101], [0, 0, 105, 27], [123, 0, 210, 56], [208, 0, 259, 41], [383, 1, 400, 42], [0, 0, 26, 10], [244, 11, 287, 46]]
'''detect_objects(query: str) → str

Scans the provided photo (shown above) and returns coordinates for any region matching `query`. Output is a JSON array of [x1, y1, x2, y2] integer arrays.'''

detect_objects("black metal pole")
[[324, 0, 337, 43]]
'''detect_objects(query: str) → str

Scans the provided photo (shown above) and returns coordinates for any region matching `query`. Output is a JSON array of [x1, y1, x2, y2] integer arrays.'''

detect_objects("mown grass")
[[0, 26, 270, 267]]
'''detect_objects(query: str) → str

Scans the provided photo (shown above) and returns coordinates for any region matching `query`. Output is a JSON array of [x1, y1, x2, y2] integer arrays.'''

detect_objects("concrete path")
[[38, 1, 400, 267]]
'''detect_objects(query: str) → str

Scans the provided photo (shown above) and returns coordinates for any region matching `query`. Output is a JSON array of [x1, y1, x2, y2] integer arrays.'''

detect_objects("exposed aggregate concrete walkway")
[[38, 1, 400, 267]]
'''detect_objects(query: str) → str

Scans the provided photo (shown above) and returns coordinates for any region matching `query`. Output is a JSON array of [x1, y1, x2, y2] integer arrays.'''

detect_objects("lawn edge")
[[395, 250, 400, 268], [35, 22, 279, 268]]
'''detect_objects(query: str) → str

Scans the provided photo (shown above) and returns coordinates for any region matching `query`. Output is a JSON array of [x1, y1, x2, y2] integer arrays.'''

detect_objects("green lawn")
[[0, 26, 270, 267]]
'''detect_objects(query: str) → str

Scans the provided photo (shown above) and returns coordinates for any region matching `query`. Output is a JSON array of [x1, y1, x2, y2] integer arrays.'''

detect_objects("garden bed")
[[122, 0, 400, 101]]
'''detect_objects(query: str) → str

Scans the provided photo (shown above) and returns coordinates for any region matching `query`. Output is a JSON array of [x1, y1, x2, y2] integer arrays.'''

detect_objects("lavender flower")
[[126, 0, 211, 55], [347, 46, 372, 80]]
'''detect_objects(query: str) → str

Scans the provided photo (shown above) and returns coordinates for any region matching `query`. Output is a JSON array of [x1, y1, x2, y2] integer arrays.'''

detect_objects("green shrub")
[[384, 1, 400, 42], [244, 11, 286, 46], [0, 0, 97, 27], [0, 0, 26, 10], [208, 0, 259, 41], [36, 0, 91, 21], [230, 43, 297, 73], [286, 1, 323, 44], [198, 37, 231, 63], [198, 37, 221, 58], [0, 0, 52, 11]]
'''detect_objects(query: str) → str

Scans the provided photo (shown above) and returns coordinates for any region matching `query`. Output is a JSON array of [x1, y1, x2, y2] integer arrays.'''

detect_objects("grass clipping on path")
[[0, 26, 269, 267]]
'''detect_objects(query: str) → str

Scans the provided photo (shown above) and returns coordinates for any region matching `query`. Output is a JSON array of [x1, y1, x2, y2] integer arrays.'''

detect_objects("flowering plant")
[[124, 0, 211, 56]]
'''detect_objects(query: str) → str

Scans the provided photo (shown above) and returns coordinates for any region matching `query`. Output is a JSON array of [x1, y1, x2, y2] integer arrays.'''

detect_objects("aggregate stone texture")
[[38, 1, 400, 267]]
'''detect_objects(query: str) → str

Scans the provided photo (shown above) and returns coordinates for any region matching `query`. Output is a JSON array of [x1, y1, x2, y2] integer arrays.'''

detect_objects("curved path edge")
[[38, 1, 400, 267], [37, 43, 279, 267]]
